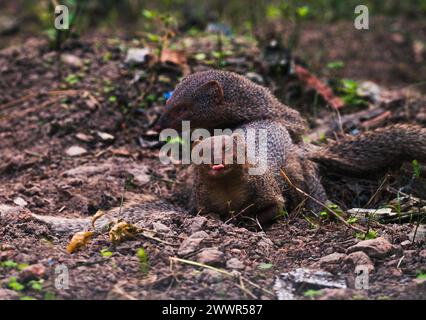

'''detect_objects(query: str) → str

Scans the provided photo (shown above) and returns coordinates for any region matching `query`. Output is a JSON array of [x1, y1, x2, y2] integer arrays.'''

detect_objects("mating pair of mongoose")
[[156, 70, 426, 225]]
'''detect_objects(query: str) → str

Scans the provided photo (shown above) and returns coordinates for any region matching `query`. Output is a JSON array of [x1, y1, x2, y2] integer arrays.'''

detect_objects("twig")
[[169, 257, 275, 298], [364, 174, 389, 208], [225, 204, 254, 224], [280, 169, 366, 233], [137, 229, 174, 246]]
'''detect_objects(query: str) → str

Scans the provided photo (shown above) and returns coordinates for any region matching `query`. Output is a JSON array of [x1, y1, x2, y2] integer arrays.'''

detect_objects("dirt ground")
[[0, 17, 425, 300]]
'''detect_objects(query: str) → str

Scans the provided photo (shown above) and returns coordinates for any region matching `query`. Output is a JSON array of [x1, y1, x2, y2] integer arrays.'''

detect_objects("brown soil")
[[0, 17, 425, 300]]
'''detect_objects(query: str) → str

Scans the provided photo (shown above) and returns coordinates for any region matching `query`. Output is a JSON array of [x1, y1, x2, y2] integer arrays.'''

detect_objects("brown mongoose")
[[190, 119, 326, 224], [157, 70, 426, 224], [156, 69, 307, 141]]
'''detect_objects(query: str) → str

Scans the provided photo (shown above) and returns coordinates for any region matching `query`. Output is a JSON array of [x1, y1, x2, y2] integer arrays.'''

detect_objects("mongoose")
[[157, 70, 426, 224], [190, 119, 326, 224], [156, 69, 307, 141]]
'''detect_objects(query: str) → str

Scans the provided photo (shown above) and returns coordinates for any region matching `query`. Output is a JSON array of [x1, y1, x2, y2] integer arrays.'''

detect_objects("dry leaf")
[[109, 221, 139, 243], [67, 231, 94, 254], [92, 210, 106, 228]]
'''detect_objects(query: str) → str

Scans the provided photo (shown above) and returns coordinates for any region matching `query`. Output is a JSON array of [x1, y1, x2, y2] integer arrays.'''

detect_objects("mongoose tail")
[[310, 124, 426, 177]]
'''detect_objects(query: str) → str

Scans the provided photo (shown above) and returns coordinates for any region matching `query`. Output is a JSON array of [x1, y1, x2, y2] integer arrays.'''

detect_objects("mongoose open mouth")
[[207, 163, 231, 177]]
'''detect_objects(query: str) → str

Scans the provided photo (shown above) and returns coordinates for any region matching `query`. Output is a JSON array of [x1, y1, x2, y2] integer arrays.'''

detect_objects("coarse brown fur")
[[157, 70, 426, 224]]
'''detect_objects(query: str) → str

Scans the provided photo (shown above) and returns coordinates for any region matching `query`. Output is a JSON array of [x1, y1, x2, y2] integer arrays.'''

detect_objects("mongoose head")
[[192, 134, 247, 180], [156, 71, 225, 131]]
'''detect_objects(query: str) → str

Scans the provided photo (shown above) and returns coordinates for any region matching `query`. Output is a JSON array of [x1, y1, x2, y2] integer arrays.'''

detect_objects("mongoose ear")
[[192, 138, 203, 149], [194, 80, 224, 104]]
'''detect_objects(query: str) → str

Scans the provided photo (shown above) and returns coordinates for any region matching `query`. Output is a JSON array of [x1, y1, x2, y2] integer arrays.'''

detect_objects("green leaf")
[[347, 217, 358, 224], [20, 296, 37, 300], [327, 60, 344, 69], [142, 10, 156, 19], [109, 96, 117, 103], [412, 160, 420, 178], [136, 248, 149, 275], [320, 211, 328, 218], [18, 263, 30, 271], [356, 230, 377, 240], [266, 5, 281, 19], [303, 289, 322, 298], [1, 260, 18, 268], [65, 74, 80, 85], [297, 6, 310, 18], [258, 263, 273, 270], [194, 53, 207, 61], [44, 292, 56, 300], [8, 277, 24, 291], [29, 280, 43, 291], [146, 33, 159, 42], [100, 248, 113, 258]]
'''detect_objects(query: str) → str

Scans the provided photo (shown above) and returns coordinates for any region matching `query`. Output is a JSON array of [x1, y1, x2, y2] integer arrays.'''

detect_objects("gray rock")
[[226, 258, 244, 270], [409, 225, 426, 243], [0, 288, 19, 300], [199, 269, 222, 284], [60, 54, 84, 68], [97, 131, 115, 141], [178, 231, 209, 256], [314, 253, 347, 267], [196, 248, 224, 266], [152, 222, 170, 233], [347, 237, 396, 259], [345, 251, 375, 273], [0, 16, 19, 35], [188, 216, 207, 233], [125, 48, 150, 65], [13, 197, 27, 207], [65, 146, 87, 157], [274, 268, 347, 300]]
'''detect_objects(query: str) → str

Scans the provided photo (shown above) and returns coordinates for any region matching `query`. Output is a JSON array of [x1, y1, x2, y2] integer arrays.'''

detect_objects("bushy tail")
[[310, 124, 426, 176]]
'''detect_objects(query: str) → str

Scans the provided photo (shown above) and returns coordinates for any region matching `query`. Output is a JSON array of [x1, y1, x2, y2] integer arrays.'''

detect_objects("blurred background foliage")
[[1, 0, 425, 41]]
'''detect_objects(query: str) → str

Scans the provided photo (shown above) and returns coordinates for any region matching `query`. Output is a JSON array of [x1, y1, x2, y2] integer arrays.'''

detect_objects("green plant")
[[337, 79, 368, 108], [7, 277, 25, 291], [412, 160, 421, 178], [1, 260, 18, 269], [356, 229, 377, 240], [136, 248, 149, 275], [303, 289, 322, 299], [100, 248, 113, 258], [65, 73, 80, 85], [28, 280, 44, 291], [258, 263, 273, 270], [141, 9, 178, 61], [327, 60, 345, 69]]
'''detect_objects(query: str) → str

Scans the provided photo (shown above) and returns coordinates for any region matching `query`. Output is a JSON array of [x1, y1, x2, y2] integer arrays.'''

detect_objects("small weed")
[[136, 248, 149, 275], [65, 74, 80, 85], [412, 160, 420, 178], [7, 277, 25, 291], [258, 263, 273, 270], [303, 289, 322, 299], [100, 248, 113, 258]]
